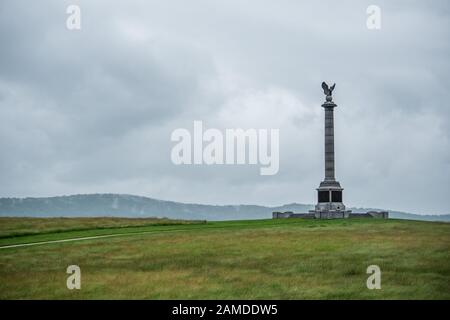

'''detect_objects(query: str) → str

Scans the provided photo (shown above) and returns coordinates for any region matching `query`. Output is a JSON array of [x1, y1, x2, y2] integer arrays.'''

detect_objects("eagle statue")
[[321, 82, 336, 97]]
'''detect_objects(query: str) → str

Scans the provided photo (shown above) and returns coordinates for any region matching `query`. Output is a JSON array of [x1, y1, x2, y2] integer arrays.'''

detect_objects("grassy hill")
[[0, 217, 449, 299]]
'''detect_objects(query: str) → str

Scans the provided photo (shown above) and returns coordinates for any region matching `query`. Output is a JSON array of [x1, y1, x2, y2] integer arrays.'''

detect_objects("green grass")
[[0, 218, 449, 299], [0, 217, 204, 238]]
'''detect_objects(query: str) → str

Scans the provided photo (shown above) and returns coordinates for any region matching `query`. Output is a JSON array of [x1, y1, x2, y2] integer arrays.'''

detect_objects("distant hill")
[[0, 194, 448, 222]]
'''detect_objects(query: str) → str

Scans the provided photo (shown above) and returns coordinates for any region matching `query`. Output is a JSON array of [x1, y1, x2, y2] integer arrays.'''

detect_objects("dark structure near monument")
[[273, 82, 388, 219]]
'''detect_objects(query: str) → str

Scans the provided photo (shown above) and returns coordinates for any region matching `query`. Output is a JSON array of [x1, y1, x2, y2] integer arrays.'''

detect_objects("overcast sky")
[[0, 0, 449, 214]]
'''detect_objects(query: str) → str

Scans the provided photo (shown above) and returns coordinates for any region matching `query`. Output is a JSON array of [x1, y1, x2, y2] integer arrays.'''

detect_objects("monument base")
[[272, 211, 388, 219]]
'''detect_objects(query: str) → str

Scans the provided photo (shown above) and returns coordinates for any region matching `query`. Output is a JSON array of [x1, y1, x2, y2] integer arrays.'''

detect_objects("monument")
[[273, 82, 388, 219]]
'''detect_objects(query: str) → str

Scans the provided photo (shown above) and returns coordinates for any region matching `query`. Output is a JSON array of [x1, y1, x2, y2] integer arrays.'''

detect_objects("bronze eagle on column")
[[322, 82, 336, 96]]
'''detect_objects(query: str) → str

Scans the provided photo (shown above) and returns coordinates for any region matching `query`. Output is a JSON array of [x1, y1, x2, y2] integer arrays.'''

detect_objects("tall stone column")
[[312, 82, 350, 218], [324, 102, 336, 181]]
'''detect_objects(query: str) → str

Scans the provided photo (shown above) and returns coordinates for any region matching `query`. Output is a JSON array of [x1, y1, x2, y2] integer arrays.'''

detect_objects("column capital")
[[321, 101, 337, 108]]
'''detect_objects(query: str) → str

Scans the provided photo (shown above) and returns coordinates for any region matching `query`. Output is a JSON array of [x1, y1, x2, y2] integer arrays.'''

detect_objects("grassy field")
[[0, 217, 204, 238], [0, 218, 449, 299]]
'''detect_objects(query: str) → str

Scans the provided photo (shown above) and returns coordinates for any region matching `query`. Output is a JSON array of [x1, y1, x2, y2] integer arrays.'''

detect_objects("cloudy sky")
[[0, 0, 449, 214]]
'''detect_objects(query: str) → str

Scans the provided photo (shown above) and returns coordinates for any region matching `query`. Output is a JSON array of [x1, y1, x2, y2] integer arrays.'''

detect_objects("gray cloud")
[[0, 0, 449, 214]]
